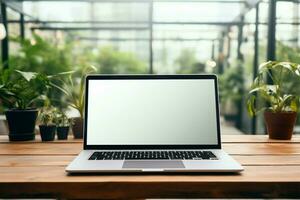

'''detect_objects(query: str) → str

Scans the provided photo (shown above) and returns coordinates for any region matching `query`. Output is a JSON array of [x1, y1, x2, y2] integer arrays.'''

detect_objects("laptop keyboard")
[[88, 150, 217, 160]]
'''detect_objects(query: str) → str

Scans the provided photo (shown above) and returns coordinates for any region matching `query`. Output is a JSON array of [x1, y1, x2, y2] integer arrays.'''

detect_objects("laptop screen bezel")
[[83, 74, 221, 150]]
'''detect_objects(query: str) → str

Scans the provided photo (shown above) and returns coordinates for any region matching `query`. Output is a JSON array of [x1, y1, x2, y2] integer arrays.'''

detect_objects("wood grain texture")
[[0, 166, 299, 198], [222, 134, 300, 143], [0, 135, 82, 143], [0, 155, 300, 167], [0, 143, 300, 155], [0, 166, 299, 182], [0, 135, 299, 198], [233, 155, 300, 165], [0, 135, 299, 143]]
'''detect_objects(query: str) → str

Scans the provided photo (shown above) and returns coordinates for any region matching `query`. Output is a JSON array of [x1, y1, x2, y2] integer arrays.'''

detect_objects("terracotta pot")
[[72, 117, 83, 139], [264, 111, 297, 140]]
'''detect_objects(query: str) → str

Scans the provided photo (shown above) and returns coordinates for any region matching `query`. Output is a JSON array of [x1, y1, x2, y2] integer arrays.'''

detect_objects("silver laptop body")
[[66, 75, 243, 173]]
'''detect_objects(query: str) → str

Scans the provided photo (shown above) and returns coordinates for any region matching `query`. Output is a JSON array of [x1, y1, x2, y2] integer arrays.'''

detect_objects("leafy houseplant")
[[9, 34, 73, 109], [0, 70, 52, 141], [63, 65, 97, 139], [39, 108, 56, 141], [55, 110, 71, 140], [247, 61, 300, 139]]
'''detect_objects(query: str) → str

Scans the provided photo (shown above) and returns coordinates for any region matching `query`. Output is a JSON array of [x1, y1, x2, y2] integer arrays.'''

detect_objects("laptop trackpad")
[[122, 160, 185, 169]]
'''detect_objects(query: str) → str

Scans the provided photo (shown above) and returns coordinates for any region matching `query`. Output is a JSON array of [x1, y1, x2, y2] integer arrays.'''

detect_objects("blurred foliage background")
[[1, 0, 300, 134]]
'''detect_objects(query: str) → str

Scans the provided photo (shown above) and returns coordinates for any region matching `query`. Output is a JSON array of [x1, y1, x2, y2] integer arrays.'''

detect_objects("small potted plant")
[[0, 69, 72, 141], [0, 70, 51, 141], [55, 110, 71, 140], [62, 65, 96, 138], [39, 107, 56, 141], [247, 61, 300, 140]]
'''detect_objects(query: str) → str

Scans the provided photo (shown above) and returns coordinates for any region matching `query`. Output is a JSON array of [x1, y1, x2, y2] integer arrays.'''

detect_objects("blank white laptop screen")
[[86, 79, 219, 145]]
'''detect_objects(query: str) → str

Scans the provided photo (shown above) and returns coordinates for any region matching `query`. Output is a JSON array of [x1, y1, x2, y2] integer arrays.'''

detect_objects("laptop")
[[66, 74, 243, 173]]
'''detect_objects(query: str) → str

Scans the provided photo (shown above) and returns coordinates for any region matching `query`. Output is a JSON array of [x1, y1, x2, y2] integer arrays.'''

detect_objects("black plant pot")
[[5, 109, 38, 141], [39, 125, 56, 141], [72, 117, 83, 139], [57, 126, 69, 140]]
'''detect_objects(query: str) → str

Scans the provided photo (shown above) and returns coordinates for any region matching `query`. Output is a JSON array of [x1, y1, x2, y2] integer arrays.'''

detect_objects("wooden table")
[[0, 135, 299, 199]]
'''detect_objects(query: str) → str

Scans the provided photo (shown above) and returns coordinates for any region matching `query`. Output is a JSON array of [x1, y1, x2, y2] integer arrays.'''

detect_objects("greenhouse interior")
[[0, 0, 300, 135]]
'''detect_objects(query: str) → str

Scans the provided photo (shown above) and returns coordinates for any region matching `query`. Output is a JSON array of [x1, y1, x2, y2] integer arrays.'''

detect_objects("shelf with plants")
[[0, 69, 71, 141]]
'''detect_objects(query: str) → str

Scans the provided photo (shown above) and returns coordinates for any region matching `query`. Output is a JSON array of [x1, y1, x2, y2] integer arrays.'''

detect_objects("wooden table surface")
[[0, 135, 299, 199]]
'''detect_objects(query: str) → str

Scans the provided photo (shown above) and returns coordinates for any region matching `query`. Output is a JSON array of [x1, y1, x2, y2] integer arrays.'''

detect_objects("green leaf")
[[249, 85, 278, 96], [246, 95, 256, 116], [49, 82, 70, 96], [290, 99, 298, 112], [47, 70, 75, 78], [274, 62, 297, 74], [15, 70, 37, 82], [84, 65, 97, 74], [258, 61, 277, 73]]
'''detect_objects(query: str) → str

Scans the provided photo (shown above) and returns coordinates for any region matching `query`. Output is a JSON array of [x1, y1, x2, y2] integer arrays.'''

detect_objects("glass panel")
[[154, 2, 243, 22], [6, 1, 297, 135]]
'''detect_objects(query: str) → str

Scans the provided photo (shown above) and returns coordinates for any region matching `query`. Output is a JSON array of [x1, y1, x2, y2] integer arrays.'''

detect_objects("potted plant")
[[39, 107, 56, 141], [54, 110, 71, 140], [63, 65, 96, 139], [0, 70, 52, 141], [247, 61, 300, 140]]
